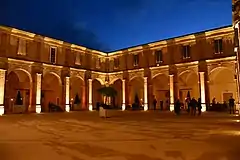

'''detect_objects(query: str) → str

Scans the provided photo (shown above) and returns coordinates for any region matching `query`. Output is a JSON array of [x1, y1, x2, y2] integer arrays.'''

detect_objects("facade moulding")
[[206, 56, 236, 63], [150, 65, 169, 79], [70, 68, 86, 81]]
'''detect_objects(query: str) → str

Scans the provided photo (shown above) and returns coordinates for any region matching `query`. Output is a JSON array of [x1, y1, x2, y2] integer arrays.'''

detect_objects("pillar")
[[88, 79, 93, 111], [199, 72, 206, 112], [169, 75, 174, 111], [65, 77, 70, 112], [36, 73, 41, 113], [0, 69, 6, 115], [144, 77, 148, 111], [122, 79, 126, 111]]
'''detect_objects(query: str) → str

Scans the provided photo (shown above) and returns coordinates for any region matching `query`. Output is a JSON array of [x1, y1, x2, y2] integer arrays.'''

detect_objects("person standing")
[[174, 99, 181, 115], [229, 96, 235, 114], [153, 97, 157, 110], [190, 97, 197, 116], [197, 98, 202, 116]]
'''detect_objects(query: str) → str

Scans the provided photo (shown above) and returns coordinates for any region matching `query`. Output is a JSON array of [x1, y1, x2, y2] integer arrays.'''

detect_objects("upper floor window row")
[[50, 47, 57, 64], [214, 39, 223, 54], [114, 57, 120, 68], [75, 52, 82, 65], [17, 39, 27, 56], [155, 50, 163, 64], [182, 45, 191, 59], [133, 54, 139, 66]]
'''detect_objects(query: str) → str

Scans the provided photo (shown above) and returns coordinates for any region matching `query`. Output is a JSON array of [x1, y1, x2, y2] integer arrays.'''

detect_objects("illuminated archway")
[[5, 69, 32, 113], [128, 76, 144, 106], [42, 72, 62, 112], [70, 76, 86, 110], [152, 73, 169, 110], [92, 79, 102, 109], [110, 79, 122, 109], [178, 70, 199, 103], [209, 67, 237, 103]]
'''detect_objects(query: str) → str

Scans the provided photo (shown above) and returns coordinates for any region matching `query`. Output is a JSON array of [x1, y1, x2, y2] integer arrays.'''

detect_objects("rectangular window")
[[182, 45, 191, 59], [50, 47, 57, 63], [96, 57, 101, 68], [214, 39, 223, 54], [133, 54, 139, 66], [155, 50, 163, 63], [17, 39, 27, 56], [75, 52, 82, 65], [114, 57, 119, 68]]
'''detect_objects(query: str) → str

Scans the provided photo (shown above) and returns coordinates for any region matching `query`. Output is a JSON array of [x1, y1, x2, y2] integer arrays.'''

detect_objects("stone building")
[[0, 21, 237, 115]]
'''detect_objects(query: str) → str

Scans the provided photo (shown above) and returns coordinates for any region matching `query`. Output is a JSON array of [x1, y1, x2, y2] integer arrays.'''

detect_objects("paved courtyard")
[[0, 111, 240, 160]]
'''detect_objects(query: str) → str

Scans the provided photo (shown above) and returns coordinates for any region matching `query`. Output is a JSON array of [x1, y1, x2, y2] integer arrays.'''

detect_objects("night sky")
[[1, 0, 231, 52]]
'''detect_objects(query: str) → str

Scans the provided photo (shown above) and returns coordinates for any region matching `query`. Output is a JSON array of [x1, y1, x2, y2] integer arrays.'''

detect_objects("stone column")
[[88, 79, 93, 111], [144, 77, 148, 111], [36, 73, 42, 113], [199, 72, 206, 112], [169, 75, 174, 111], [122, 79, 126, 111], [65, 77, 70, 112], [0, 69, 6, 115]]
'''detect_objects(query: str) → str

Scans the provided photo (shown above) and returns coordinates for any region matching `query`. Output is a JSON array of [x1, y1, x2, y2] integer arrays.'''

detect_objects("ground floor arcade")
[[0, 56, 239, 115]]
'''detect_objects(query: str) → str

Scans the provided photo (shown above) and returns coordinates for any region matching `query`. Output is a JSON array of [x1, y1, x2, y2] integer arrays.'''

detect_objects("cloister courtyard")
[[0, 111, 240, 160]]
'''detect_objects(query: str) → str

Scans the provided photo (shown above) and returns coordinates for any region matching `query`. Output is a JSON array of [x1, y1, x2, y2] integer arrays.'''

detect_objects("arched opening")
[[92, 79, 102, 110], [152, 74, 169, 110], [209, 67, 237, 103], [128, 76, 144, 107], [178, 71, 199, 105], [5, 69, 31, 113], [42, 73, 62, 112], [70, 76, 86, 110], [110, 79, 122, 109]]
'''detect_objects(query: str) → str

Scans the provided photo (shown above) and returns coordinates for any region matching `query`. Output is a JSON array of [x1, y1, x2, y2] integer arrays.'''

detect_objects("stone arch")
[[152, 73, 169, 110], [128, 76, 144, 106], [110, 79, 122, 109], [208, 66, 236, 103], [93, 78, 105, 86], [109, 78, 122, 85], [43, 72, 62, 85], [42, 72, 62, 112], [152, 72, 169, 80], [5, 69, 32, 113], [92, 79, 103, 109], [178, 69, 199, 103], [70, 76, 86, 110]]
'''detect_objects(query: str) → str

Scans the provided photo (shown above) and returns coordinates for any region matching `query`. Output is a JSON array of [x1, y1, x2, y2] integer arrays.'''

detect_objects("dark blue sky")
[[1, 0, 231, 52]]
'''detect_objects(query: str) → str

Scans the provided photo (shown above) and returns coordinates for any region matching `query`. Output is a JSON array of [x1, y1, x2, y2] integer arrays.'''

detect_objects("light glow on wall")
[[0, 69, 6, 116], [122, 79, 126, 111], [199, 72, 206, 112], [36, 73, 42, 114], [169, 75, 174, 112], [144, 77, 148, 111], [65, 77, 70, 112], [88, 79, 93, 111]]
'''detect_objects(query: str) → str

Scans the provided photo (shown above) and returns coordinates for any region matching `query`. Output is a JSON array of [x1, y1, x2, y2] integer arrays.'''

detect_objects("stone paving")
[[0, 111, 240, 160]]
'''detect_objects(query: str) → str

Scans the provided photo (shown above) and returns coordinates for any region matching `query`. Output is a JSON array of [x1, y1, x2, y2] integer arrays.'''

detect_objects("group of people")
[[175, 97, 202, 116]]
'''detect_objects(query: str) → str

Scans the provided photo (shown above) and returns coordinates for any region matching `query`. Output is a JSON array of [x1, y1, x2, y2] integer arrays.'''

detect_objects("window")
[[50, 47, 57, 63], [155, 50, 163, 63], [17, 39, 27, 56], [114, 57, 120, 68], [96, 57, 101, 68], [182, 45, 191, 59], [75, 52, 82, 65], [133, 54, 139, 66], [214, 39, 223, 54]]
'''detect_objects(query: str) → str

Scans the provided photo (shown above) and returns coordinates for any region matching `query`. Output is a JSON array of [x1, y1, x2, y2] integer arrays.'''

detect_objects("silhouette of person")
[[197, 98, 202, 116], [229, 96, 235, 114]]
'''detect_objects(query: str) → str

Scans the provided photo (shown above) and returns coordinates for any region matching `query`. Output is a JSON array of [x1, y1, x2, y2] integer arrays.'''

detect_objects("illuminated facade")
[[0, 23, 238, 115]]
